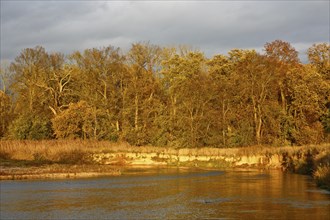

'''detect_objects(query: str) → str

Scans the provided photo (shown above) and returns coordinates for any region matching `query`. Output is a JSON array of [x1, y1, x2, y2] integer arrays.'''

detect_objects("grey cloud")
[[1, 1, 329, 61]]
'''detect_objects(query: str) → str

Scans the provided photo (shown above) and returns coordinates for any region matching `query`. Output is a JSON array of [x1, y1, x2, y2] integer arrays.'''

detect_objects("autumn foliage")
[[0, 40, 329, 147]]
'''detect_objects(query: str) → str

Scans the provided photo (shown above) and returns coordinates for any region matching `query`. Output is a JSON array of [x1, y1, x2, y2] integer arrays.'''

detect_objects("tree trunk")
[[252, 98, 262, 145], [29, 89, 34, 111], [279, 83, 286, 112], [256, 108, 262, 145], [116, 120, 120, 131], [93, 107, 97, 140], [134, 94, 139, 130], [222, 100, 228, 146], [190, 111, 195, 147]]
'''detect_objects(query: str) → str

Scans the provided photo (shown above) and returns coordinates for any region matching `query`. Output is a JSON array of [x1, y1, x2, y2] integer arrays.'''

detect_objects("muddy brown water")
[[1, 167, 329, 219]]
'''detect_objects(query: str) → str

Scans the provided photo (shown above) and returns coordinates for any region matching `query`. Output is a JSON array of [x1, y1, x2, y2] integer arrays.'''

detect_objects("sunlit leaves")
[[3, 40, 330, 146], [307, 43, 330, 78], [264, 40, 300, 64]]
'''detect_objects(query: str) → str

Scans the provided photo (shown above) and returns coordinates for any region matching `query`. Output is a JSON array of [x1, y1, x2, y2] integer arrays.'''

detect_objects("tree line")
[[0, 40, 329, 147]]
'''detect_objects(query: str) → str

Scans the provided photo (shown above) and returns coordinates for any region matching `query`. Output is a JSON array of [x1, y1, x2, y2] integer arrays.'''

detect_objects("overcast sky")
[[1, 0, 329, 62]]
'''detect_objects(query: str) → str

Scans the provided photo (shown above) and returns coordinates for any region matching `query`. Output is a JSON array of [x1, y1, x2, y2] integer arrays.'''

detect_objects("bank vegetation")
[[1, 40, 329, 147], [0, 40, 329, 186], [0, 140, 329, 189]]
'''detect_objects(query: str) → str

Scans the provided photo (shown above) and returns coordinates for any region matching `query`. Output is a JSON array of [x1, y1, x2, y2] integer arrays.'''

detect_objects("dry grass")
[[0, 140, 128, 162], [1, 140, 330, 186], [236, 144, 330, 157], [1, 140, 329, 165], [0, 164, 121, 180], [314, 165, 330, 190]]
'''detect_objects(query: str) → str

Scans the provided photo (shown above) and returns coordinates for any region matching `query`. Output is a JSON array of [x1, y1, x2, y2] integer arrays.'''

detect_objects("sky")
[[1, 0, 329, 62]]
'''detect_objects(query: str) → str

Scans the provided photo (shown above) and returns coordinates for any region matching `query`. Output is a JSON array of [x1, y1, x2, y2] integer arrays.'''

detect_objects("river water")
[[1, 168, 329, 219]]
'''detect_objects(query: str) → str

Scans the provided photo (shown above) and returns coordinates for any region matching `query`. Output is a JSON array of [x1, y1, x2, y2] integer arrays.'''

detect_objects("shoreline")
[[1, 141, 329, 189], [0, 162, 329, 191], [0, 164, 121, 180], [0, 164, 278, 181], [0, 160, 317, 180]]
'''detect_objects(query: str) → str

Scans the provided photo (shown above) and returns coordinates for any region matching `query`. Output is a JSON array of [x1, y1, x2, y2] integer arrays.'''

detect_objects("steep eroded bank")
[[1, 142, 329, 189]]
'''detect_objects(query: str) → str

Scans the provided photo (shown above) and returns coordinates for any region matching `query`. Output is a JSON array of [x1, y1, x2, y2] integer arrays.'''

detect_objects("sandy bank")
[[0, 164, 121, 180]]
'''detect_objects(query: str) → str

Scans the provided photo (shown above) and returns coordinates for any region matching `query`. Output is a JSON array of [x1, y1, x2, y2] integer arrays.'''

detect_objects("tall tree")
[[8, 46, 53, 139], [285, 65, 329, 144], [161, 50, 213, 147], [264, 40, 302, 144], [207, 54, 234, 146], [307, 43, 330, 79], [0, 91, 13, 138], [122, 42, 163, 145], [307, 43, 330, 139], [0, 62, 14, 138], [10, 46, 50, 113], [69, 46, 125, 140], [33, 52, 75, 116], [264, 40, 300, 112], [233, 51, 277, 145]]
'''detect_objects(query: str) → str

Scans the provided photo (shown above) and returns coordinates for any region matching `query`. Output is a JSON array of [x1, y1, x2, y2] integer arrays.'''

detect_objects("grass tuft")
[[314, 164, 330, 190]]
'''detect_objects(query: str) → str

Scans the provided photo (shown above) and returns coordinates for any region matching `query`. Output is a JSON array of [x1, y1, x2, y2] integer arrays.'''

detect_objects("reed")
[[314, 164, 330, 190], [1, 140, 329, 187], [1, 140, 329, 166], [0, 140, 128, 164]]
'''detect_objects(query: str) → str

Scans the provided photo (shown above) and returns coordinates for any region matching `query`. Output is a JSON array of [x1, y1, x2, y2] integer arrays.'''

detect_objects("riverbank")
[[0, 140, 329, 189], [0, 163, 121, 180]]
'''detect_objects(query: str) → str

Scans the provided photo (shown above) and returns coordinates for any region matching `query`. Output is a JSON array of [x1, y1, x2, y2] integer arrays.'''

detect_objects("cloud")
[[1, 1, 329, 61]]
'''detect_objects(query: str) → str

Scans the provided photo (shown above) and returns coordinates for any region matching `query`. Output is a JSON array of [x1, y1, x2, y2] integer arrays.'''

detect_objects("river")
[[1, 167, 329, 219]]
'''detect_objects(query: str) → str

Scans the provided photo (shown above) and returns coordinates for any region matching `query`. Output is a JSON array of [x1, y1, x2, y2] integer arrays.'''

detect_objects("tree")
[[207, 54, 234, 146], [285, 65, 329, 144], [70, 46, 126, 140], [34, 53, 76, 116], [7, 46, 57, 139], [10, 46, 50, 113], [120, 42, 163, 145], [0, 62, 14, 138], [8, 113, 52, 140], [52, 101, 116, 140], [161, 49, 214, 147], [0, 91, 13, 138], [263, 40, 304, 145], [307, 43, 330, 140], [233, 51, 277, 145], [0, 61, 13, 94], [264, 40, 300, 112], [264, 40, 299, 63], [307, 43, 330, 79], [3, 41, 328, 145]]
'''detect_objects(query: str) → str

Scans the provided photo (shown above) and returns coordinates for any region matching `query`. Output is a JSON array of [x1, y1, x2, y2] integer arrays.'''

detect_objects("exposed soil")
[[0, 163, 121, 180]]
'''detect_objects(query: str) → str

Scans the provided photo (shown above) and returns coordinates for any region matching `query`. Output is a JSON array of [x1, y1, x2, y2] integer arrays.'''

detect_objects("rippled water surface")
[[1, 168, 329, 219]]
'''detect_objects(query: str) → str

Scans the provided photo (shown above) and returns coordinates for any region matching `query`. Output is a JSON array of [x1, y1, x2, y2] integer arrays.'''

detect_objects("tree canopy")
[[1, 40, 329, 147]]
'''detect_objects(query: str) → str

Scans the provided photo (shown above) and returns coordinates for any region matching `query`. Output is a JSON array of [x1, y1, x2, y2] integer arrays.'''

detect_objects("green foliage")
[[52, 101, 118, 140], [0, 91, 13, 138], [8, 113, 52, 140], [321, 109, 330, 133], [314, 164, 330, 190], [307, 43, 330, 78], [3, 41, 330, 146]]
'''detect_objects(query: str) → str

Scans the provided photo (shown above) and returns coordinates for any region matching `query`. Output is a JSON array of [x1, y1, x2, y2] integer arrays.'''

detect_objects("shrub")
[[52, 101, 118, 140], [314, 164, 330, 190], [0, 151, 11, 160], [7, 114, 53, 140], [56, 149, 91, 164]]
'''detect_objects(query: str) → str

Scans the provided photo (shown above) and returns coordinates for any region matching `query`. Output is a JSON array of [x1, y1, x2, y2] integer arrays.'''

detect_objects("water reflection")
[[1, 168, 329, 219]]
